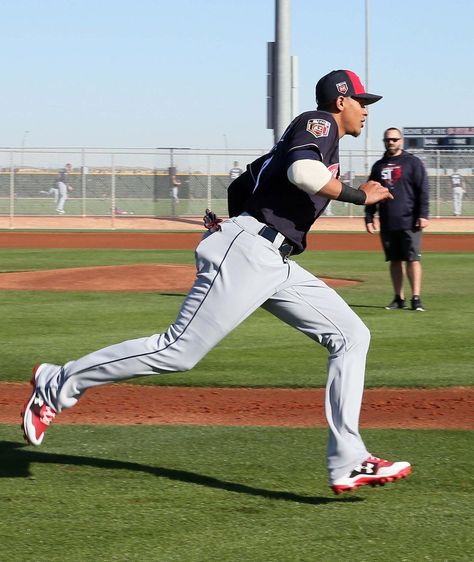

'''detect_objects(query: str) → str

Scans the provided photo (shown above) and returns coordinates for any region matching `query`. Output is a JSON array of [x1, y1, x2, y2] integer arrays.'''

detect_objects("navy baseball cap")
[[316, 69, 382, 108]]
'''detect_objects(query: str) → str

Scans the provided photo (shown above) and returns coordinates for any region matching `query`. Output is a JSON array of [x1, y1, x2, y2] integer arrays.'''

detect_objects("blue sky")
[[3, 0, 473, 153]]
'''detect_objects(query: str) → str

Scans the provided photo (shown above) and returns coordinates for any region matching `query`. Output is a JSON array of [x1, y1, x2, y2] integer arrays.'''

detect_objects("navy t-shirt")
[[365, 150, 430, 231], [228, 110, 340, 254]]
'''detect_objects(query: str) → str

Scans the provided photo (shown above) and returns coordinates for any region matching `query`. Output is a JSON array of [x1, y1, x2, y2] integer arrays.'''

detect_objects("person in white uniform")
[[22, 70, 412, 494], [55, 163, 72, 214], [450, 172, 466, 216]]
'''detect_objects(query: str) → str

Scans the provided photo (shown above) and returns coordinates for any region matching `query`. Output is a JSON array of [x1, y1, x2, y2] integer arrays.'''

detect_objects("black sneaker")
[[411, 297, 425, 312], [385, 298, 406, 310]]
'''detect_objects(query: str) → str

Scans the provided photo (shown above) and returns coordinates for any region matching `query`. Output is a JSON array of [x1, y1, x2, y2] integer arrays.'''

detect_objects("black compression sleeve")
[[336, 183, 367, 205]]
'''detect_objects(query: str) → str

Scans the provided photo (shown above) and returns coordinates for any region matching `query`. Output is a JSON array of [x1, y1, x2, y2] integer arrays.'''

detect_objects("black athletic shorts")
[[380, 229, 422, 262]]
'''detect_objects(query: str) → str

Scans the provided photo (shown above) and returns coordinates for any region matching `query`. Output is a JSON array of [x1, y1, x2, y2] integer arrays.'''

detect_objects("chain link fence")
[[1, 147, 473, 223]]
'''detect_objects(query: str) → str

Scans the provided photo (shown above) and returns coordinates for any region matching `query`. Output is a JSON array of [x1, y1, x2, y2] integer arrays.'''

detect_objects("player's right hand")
[[203, 208, 222, 233], [365, 222, 376, 234], [359, 181, 393, 205]]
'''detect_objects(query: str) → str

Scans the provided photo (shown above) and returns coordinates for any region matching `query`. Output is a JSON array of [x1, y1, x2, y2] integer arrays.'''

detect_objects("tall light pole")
[[20, 130, 30, 167], [274, 0, 292, 143]]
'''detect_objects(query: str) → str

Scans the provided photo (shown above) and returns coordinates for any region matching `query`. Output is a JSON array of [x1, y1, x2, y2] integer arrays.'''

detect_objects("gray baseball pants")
[[34, 213, 371, 483], [56, 181, 68, 212]]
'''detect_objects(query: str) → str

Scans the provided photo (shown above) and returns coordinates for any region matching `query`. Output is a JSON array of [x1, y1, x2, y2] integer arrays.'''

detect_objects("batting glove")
[[203, 208, 222, 233]]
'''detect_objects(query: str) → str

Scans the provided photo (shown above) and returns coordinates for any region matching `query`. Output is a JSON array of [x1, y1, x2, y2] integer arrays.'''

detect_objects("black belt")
[[258, 226, 293, 259]]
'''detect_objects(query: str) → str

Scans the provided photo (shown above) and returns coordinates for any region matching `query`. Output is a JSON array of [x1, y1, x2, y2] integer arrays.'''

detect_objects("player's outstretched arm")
[[287, 160, 392, 205], [319, 177, 393, 205]]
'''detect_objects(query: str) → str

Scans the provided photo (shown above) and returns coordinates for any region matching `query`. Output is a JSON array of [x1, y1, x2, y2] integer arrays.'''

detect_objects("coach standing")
[[365, 127, 430, 312]]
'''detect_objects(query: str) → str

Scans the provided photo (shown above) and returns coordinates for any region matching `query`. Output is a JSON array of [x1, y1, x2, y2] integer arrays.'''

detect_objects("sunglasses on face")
[[383, 137, 401, 142]]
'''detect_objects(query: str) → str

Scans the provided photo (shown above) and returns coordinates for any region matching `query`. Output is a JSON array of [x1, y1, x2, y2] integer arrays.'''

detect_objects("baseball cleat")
[[331, 456, 412, 494], [21, 364, 57, 446], [385, 298, 407, 310], [411, 297, 425, 312]]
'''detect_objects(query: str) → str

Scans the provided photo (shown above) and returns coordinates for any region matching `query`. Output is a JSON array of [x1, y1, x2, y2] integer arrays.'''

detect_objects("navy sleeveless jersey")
[[228, 110, 340, 255]]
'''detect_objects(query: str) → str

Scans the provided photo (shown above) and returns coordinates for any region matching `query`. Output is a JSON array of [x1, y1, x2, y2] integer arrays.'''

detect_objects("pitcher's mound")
[[0, 264, 360, 292]]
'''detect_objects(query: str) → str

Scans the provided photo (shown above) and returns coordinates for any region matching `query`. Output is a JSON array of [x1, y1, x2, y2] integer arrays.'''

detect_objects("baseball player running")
[[22, 69, 412, 494]]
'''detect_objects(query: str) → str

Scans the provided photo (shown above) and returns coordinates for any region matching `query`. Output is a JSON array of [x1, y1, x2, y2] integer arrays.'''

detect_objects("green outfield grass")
[[1, 248, 472, 561], [0, 248, 472, 387], [0, 425, 472, 562]]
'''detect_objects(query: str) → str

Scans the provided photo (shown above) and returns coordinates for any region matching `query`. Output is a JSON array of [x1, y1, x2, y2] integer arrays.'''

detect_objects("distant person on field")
[[55, 163, 73, 214], [365, 127, 430, 312], [229, 161, 243, 181], [450, 171, 466, 216], [170, 174, 181, 204]]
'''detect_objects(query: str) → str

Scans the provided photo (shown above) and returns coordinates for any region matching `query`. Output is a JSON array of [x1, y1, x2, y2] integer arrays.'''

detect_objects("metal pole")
[[364, 0, 370, 176], [274, 0, 292, 143], [266, 42, 274, 130], [111, 153, 116, 229], [20, 130, 29, 167], [349, 151, 353, 217], [9, 152, 15, 229], [223, 134, 228, 172], [207, 154, 212, 210], [291, 55, 299, 119], [81, 148, 86, 217], [436, 150, 441, 218], [170, 148, 176, 217]]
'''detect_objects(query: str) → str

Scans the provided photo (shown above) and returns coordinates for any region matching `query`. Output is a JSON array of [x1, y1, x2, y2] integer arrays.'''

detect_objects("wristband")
[[336, 183, 367, 205]]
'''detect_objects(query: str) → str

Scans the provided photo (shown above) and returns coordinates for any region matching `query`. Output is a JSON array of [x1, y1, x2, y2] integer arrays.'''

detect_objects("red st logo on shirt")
[[381, 164, 402, 187]]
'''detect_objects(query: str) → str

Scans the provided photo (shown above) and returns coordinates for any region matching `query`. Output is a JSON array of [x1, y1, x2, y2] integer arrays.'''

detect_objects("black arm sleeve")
[[336, 184, 367, 205]]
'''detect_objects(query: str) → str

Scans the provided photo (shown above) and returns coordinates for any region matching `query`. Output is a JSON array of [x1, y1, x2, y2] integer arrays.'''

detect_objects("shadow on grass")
[[348, 303, 389, 310], [0, 441, 361, 505]]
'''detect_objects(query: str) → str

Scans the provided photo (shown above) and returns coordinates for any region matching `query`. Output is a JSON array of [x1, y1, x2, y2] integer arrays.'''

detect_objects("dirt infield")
[[0, 230, 473, 251], [3, 384, 473, 429], [1, 215, 474, 233]]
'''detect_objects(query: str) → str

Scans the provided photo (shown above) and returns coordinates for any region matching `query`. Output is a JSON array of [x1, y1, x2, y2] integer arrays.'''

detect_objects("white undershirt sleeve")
[[287, 159, 332, 195]]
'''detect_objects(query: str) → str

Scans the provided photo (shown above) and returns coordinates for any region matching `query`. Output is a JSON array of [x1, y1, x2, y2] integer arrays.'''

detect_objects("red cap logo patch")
[[336, 81, 348, 95], [306, 118, 331, 138]]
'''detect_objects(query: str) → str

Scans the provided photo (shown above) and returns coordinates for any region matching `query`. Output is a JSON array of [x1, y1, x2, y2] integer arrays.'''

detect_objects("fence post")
[[9, 152, 15, 229], [348, 150, 353, 218], [207, 154, 212, 210], [111, 153, 116, 229], [169, 148, 176, 217], [81, 148, 87, 217], [436, 150, 441, 218]]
